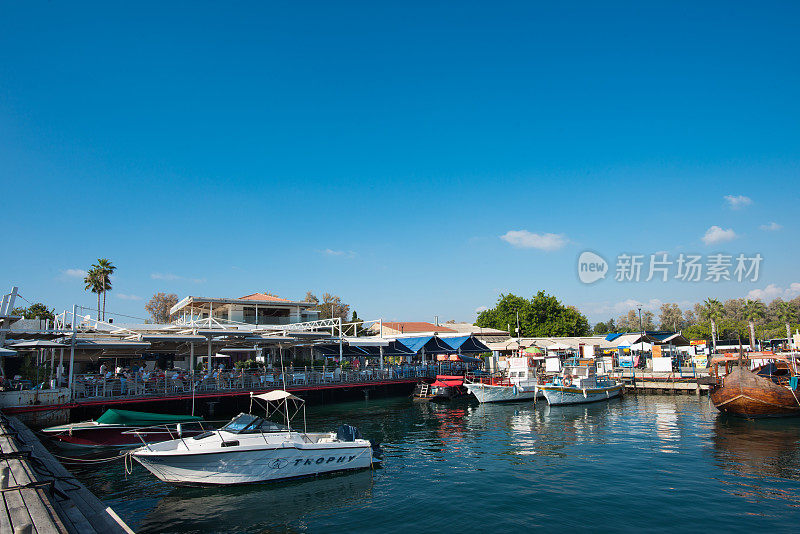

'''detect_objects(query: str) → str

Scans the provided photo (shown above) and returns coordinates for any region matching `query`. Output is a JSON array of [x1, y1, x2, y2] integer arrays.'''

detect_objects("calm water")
[[67, 395, 800, 533]]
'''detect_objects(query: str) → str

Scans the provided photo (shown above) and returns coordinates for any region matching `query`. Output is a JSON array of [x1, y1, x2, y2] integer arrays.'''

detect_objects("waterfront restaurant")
[[170, 293, 320, 326]]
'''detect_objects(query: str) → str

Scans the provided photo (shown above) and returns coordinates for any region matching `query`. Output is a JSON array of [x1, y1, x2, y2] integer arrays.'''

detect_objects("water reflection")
[[712, 417, 800, 481], [138, 470, 375, 532]]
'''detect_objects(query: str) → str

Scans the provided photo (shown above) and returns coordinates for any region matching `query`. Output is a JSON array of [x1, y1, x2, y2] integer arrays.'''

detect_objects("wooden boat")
[[710, 354, 800, 418], [463, 357, 541, 403], [42, 409, 205, 448], [538, 365, 623, 406]]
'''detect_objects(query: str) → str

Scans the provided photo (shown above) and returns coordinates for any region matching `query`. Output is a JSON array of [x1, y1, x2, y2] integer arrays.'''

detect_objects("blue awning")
[[441, 336, 470, 350], [442, 336, 490, 353], [396, 336, 433, 353]]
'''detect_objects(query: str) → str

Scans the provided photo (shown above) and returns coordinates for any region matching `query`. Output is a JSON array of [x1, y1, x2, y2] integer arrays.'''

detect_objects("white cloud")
[[759, 221, 782, 231], [150, 273, 205, 283], [500, 230, 568, 251], [702, 225, 737, 245], [320, 249, 356, 259], [62, 268, 87, 278], [116, 293, 142, 301], [475, 306, 489, 314], [747, 282, 800, 302], [151, 272, 181, 281], [724, 195, 752, 209]]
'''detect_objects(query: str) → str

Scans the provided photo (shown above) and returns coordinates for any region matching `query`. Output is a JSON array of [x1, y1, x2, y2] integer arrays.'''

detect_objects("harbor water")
[[68, 395, 800, 532]]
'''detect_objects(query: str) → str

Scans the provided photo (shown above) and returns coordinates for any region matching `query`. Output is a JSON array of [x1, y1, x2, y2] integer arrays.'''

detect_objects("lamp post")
[[637, 305, 644, 368]]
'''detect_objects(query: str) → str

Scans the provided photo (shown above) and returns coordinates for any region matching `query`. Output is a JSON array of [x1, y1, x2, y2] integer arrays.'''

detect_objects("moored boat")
[[710, 354, 800, 418], [42, 409, 205, 449], [538, 365, 622, 406], [464, 357, 539, 403], [130, 390, 379, 485]]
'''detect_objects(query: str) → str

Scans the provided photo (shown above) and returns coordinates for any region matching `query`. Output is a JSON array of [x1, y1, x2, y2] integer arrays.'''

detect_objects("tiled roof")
[[382, 322, 456, 333], [239, 293, 291, 303]]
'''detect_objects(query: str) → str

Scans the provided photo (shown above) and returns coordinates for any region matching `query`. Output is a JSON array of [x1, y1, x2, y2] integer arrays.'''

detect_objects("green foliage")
[[476, 291, 590, 337], [11, 303, 55, 322], [234, 359, 258, 370]]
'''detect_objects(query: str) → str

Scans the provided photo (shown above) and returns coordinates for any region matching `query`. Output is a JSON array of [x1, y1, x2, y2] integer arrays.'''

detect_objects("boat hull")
[[711, 366, 800, 418], [540, 384, 623, 406], [132, 443, 375, 485], [464, 382, 538, 403]]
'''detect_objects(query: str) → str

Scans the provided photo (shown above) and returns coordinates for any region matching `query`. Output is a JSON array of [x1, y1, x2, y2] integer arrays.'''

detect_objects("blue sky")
[[1, 2, 798, 324]]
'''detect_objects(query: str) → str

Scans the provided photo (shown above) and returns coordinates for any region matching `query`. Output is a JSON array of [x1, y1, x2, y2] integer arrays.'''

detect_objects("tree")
[[303, 291, 319, 305], [658, 303, 683, 331], [476, 294, 531, 336], [476, 291, 590, 337], [742, 299, 767, 348], [10, 303, 55, 322], [145, 293, 179, 324], [317, 293, 350, 321], [683, 307, 698, 327], [698, 298, 724, 349], [94, 258, 116, 320], [616, 309, 654, 332], [593, 321, 609, 335], [774, 300, 798, 343], [84, 267, 103, 320]]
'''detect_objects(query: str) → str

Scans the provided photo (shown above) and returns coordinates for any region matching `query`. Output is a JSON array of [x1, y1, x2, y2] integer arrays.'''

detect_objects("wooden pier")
[[611, 371, 713, 395], [0, 414, 132, 533]]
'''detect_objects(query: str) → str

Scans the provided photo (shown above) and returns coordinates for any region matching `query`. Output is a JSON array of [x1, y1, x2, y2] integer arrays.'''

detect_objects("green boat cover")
[[96, 409, 203, 426]]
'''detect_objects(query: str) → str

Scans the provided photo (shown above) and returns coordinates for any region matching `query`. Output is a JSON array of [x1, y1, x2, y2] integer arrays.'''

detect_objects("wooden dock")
[[611, 372, 713, 395], [0, 413, 133, 533]]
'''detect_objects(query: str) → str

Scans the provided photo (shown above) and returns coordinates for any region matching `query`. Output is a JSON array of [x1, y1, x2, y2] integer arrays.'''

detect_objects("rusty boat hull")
[[711, 365, 800, 418]]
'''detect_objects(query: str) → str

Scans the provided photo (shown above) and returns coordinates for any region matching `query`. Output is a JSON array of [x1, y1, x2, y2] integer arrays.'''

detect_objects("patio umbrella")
[[522, 347, 543, 354]]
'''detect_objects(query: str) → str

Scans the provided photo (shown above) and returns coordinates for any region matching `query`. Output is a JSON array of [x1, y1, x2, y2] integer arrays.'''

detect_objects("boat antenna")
[[279, 344, 290, 431], [737, 332, 745, 368]]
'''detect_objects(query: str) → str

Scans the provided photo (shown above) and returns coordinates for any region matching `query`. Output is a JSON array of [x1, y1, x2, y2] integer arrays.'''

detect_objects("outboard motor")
[[335, 424, 362, 442]]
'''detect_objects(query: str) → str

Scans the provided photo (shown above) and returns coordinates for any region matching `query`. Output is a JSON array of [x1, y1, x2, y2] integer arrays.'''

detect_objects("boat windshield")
[[221, 414, 288, 434]]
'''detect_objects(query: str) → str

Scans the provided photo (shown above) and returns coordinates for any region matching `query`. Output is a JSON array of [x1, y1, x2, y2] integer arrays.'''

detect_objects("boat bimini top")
[[248, 390, 308, 434]]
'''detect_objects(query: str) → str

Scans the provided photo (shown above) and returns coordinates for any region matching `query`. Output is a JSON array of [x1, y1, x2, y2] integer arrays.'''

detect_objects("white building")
[[170, 293, 320, 326]]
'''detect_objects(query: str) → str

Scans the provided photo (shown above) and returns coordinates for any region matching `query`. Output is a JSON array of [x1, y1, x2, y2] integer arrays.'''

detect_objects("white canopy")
[[547, 342, 571, 350], [343, 337, 390, 347], [10, 340, 66, 348], [251, 390, 303, 402]]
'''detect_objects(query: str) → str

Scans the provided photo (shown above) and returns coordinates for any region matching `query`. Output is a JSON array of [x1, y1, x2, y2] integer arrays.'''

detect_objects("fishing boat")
[[41, 409, 204, 449], [538, 365, 622, 406], [463, 357, 539, 403], [710, 353, 800, 418], [130, 390, 379, 485], [413, 375, 466, 402]]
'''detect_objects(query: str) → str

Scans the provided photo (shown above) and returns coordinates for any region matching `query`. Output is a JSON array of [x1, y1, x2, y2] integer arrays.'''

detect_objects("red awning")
[[431, 375, 464, 387]]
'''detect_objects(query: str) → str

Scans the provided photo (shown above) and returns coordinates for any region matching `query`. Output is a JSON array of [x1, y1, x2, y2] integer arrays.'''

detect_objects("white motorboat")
[[130, 390, 378, 485], [538, 365, 623, 406], [464, 357, 540, 403]]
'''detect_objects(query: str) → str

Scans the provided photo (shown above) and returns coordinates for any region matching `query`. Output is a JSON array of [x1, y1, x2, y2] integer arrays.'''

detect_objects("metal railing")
[[67, 365, 437, 402]]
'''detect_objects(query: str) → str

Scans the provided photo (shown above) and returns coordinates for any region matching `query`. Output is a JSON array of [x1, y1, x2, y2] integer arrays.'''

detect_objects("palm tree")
[[83, 267, 102, 320], [699, 298, 724, 351], [742, 299, 767, 350], [775, 300, 798, 346], [94, 258, 116, 320]]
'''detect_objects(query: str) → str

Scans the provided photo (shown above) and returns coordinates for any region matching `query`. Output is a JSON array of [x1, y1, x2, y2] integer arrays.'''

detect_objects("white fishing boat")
[[129, 390, 378, 485], [464, 357, 540, 403], [538, 365, 622, 406]]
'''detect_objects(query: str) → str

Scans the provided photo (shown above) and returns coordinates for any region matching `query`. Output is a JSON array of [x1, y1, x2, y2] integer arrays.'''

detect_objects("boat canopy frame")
[[249, 390, 307, 434]]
